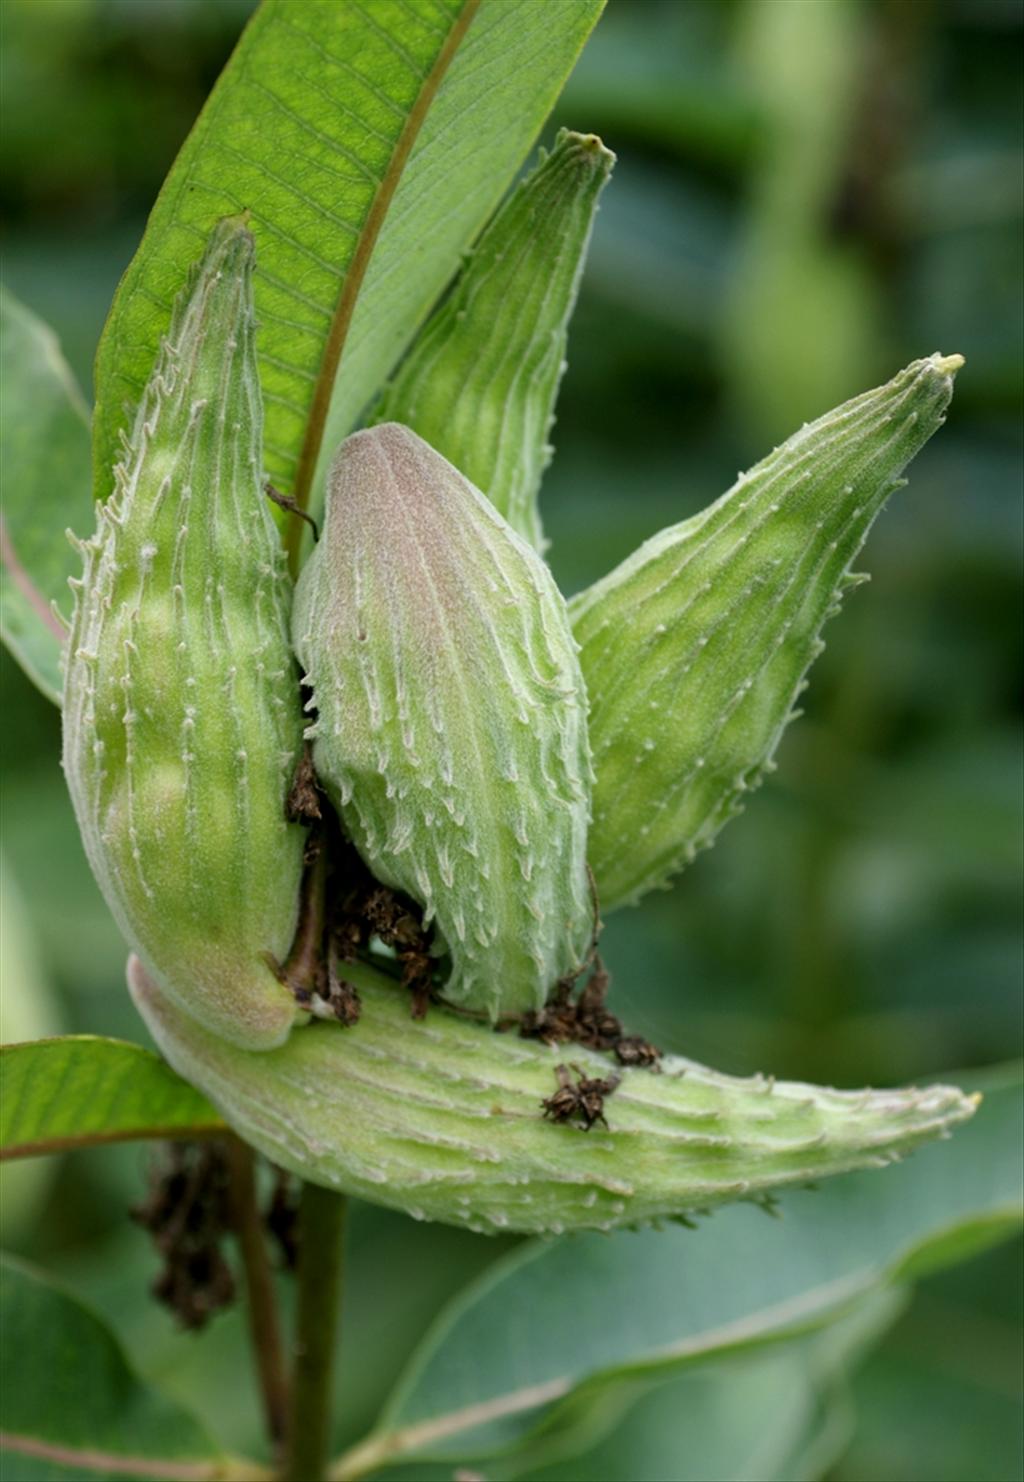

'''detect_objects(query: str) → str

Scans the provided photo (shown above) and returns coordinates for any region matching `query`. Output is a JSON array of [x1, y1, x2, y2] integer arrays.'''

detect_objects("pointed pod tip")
[[554, 126, 617, 172], [203, 214, 256, 274], [933, 352, 965, 376]]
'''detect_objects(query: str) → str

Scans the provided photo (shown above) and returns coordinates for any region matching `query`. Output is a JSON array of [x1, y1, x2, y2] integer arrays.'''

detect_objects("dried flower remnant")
[[132, 1141, 236, 1330]]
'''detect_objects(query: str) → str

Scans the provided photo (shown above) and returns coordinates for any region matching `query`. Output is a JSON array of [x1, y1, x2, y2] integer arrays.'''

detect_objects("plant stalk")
[[283, 1182, 347, 1482], [224, 1138, 290, 1456]]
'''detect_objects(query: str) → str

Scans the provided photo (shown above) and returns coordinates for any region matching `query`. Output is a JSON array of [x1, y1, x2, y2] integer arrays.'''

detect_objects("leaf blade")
[[0, 287, 92, 706], [0, 1037, 223, 1160], [0, 1255, 222, 1479], [353, 1068, 1022, 1466], [90, 0, 605, 536]]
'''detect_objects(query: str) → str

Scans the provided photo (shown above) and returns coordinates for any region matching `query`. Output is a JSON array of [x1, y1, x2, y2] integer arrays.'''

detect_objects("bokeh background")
[[2, 0, 1021, 1477]]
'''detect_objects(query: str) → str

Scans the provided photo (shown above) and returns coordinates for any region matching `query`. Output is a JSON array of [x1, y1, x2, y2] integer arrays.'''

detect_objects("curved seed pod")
[[130, 954, 978, 1236], [63, 219, 304, 1050], [572, 354, 963, 911], [293, 423, 592, 1020], [373, 130, 614, 552]]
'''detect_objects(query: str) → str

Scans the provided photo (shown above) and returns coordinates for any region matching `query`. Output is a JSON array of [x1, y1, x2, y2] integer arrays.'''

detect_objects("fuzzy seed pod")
[[572, 354, 963, 911], [63, 219, 305, 1050], [373, 130, 614, 552], [293, 423, 593, 1020], [130, 954, 978, 1236]]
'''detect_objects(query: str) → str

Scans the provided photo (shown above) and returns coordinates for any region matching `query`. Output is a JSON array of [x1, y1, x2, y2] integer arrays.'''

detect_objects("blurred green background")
[[2, 0, 1021, 1478]]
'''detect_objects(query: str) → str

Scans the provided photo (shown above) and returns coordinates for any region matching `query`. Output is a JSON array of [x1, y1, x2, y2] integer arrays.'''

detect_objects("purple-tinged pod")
[[293, 423, 593, 1020]]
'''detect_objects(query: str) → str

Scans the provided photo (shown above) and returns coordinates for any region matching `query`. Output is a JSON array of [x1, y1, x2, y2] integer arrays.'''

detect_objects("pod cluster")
[[63, 195, 973, 1232]]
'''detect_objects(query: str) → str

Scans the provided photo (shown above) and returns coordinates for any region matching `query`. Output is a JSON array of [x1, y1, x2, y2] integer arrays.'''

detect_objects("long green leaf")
[[0, 1256, 229, 1481], [334, 1068, 1021, 1472], [0, 288, 91, 706], [0, 1037, 223, 1160], [91, 0, 605, 543], [507, 1288, 904, 1482]]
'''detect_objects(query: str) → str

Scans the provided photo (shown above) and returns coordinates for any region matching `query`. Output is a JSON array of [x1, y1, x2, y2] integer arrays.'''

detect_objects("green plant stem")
[[283, 1182, 347, 1482], [224, 1138, 290, 1457]]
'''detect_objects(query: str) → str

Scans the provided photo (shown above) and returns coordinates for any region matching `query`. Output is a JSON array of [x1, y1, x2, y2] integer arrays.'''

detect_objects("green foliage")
[[0, 858, 61, 1241], [374, 128, 614, 551], [90, 0, 605, 528], [0, 1, 1020, 1479], [0, 1255, 222, 1481], [353, 1068, 1019, 1470], [0, 288, 91, 705], [0, 1037, 221, 1159]]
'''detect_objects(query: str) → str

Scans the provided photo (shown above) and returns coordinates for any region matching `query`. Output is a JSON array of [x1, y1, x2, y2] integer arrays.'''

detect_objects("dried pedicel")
[[572, 354, 963, 911], [131, 954, 979, 1236], [373, 130, 614, 552], [293, 423, 592, 1020], [63, 218, 305, 1050]]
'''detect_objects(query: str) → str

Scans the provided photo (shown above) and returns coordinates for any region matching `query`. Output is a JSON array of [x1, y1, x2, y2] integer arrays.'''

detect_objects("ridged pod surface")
[[572, 354, 963, 911], [63, 219, 304, 1050], [373, 130, 614, 552], [293, 423, 592, 1019], [130, 954, 978, 1236]]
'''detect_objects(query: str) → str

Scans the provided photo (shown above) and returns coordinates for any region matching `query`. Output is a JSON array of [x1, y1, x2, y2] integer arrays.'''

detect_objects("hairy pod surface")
[[63, 219, 304, 1050], [373, 130, 614, 552], [572, 354, 963, 911], [293, 423, 593, 1020], [130, 954, 978, 1236]]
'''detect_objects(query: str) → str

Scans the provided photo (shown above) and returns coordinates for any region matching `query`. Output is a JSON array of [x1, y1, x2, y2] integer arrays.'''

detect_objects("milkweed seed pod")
[[373, 130, 614, 552], [130, 954, 979, 1236], [572, 353, 963, 911], [63, 219, 305, 1050], [293, 423, 593, 1020]]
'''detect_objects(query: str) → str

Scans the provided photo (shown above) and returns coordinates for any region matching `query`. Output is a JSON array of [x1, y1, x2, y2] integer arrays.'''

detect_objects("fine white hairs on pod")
[[293, 423, 594, 1021], [62, 219, 305, 1050]]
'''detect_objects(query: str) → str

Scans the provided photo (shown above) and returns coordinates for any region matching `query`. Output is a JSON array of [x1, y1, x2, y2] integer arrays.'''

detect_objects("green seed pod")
[[63, 219, 305, 1050], [130, 953, 978, 1236], [293, 423, 593, 1020], [373, 129, 614, 552], [572, 354, 963, 911]]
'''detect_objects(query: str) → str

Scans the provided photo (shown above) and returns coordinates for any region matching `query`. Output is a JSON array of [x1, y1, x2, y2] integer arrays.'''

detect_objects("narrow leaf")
[[0, 1255, 222, 1479], [373, 129, 615, 550], [0, 288, 91, 706], [346, 1068, 1019, 1466], [91, 0, 605, 539], [0, 1037, 223, 1160], [571, 353, 963, 911]]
